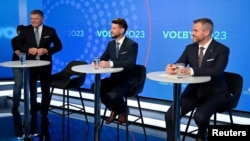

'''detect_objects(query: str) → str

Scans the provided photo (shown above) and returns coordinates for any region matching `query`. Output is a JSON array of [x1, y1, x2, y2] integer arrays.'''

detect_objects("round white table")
[[72, 64, 123, 141], [147, 71, 211, 141], [0, 60, 50, 140]]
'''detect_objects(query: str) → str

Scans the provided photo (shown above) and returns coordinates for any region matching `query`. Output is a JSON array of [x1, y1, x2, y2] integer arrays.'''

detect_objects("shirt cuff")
[[110, 61, 114, 67], [190, 68, 194, 75]]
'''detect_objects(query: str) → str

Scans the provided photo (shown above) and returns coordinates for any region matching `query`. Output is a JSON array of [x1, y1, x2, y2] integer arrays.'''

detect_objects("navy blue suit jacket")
[[176, 39, 230, 100], [100, 37, 139, 85]]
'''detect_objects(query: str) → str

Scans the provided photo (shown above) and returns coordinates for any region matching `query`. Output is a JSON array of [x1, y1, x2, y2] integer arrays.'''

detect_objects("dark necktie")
[[116, 42, 120, 59], [34, 28, 40, 60], [198, 47, 205, 67]]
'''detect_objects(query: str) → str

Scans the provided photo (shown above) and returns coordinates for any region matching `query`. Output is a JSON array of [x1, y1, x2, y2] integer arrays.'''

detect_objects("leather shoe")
[[106, 111, 118, 124], [118, 113, 127, 124]]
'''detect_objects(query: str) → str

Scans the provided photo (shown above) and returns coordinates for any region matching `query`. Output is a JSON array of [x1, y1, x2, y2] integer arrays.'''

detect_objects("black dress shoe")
[[41, 116, 51, 126]]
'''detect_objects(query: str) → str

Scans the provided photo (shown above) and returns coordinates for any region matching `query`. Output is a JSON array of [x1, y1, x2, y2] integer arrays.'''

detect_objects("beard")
[[111, 34, 119, 39], [192, 36, 202, 43]]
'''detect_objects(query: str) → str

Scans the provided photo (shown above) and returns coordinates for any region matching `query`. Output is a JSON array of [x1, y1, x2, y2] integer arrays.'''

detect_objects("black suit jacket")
[[100, 37, 139, 85], [11, 36, 20, 61], [16, 25, 62, 61], [176, 39, 230, 99]]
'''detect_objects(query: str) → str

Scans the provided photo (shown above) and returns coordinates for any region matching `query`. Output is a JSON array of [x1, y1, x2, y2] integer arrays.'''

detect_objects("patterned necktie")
[[116, 42, 120, 59], [34, 28, 40, 60], [198, 47, 205, 67]]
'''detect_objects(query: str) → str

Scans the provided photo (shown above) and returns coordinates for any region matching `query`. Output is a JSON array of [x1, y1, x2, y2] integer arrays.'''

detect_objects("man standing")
[[11, 25, 25, 137], [97, 18, 139, 124], [16, 9, 62, 125], [11, 25, 25, 114], [165, 18, 230, 141]]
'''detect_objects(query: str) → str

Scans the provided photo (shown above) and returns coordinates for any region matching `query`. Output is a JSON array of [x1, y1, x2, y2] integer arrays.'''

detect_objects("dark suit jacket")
[[100, 37, 139, 85], [16, 25, 62, 61], [176, 39, 230, 100], [11, 36, 20, 61]]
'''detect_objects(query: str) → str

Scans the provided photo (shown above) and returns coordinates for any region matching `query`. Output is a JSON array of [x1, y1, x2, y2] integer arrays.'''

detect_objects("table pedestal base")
[[13, 134, 42, 141]]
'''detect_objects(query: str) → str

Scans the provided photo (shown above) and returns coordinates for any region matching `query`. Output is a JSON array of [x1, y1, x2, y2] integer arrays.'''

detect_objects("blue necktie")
[[116, 42, 120, 59]]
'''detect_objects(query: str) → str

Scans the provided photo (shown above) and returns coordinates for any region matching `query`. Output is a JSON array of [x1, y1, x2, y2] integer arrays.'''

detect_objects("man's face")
[[30, 14, 43, 28], [110, 23, 124, 39], [191, 22, 206, 43]]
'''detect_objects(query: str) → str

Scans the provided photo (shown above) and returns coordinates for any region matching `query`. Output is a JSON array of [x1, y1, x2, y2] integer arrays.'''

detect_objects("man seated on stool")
[[92, 18, 139, 124], [165, 18, 230, 141]]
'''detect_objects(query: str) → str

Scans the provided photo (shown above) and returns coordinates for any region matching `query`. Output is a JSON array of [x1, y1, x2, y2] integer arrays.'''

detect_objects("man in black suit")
[[16, 9, 62, 125], [165, 18, 230, 141], [97, 18, 139, 124], [11, 25, 25, 114], [11, 25, 25, 137]]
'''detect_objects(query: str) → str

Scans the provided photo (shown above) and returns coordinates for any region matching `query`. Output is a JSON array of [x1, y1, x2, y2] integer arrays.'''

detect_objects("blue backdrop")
[[0, 0, 249, 112]]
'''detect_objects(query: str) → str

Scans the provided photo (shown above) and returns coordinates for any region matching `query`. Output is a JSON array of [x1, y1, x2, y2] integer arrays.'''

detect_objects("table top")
[[0, 60, 50, 68], [72, 64, 123, 74], [147, 71, 211, 84]]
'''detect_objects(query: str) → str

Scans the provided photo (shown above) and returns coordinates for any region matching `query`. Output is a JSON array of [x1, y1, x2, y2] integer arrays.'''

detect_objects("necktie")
[[35, 27, 40, 46], [198, 47, 205, 67], [34, 28, 40, 60], [116, 42, 120, 59]]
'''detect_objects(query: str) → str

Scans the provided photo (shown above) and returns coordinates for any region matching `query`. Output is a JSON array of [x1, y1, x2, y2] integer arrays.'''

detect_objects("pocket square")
[[120, 52, 127, 54], [44, 36, 50, 38], [206, 58, 214, 61]]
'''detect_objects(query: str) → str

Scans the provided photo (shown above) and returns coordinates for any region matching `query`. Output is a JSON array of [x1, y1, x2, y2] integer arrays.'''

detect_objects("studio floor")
[[0, 97, 197, 141], [1, 81, 250, 141]]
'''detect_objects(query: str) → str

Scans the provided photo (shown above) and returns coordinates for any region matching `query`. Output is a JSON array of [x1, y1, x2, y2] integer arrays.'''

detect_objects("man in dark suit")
[[11, 25, 25, 114], [16, 9, 62, 125], [97, 18, 139, 124], [11, 25, 25, 137], [165, 18, 230, 141]]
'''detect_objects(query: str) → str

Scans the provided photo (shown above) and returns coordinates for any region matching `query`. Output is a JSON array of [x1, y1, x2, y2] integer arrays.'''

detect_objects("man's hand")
[[166, 64, 177, 74], [99, 60, 110, 68], [15, 50, 21, 56], [37, 48, 48, 56], [28, 48, 38, 55], [182, 68, 191, 75]]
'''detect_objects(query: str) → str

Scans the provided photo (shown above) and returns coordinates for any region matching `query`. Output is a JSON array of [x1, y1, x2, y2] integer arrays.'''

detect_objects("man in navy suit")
[[16, 9, 62, 125], [165, 18, 230, 141], [97, 18, 139, 124]]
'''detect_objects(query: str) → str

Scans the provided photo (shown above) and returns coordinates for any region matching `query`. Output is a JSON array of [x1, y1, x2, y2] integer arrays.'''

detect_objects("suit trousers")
[[99, 77, 130, 114], [12, 68, 24, 108], [29, 64, 52, 116], [165, 85, 227, 140]]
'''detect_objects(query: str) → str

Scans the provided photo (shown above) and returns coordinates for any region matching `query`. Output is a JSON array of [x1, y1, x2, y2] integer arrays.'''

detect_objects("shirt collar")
[[116, 35, 125, 46], [199, 38, 212, 50], [34, 24, 43, 31]]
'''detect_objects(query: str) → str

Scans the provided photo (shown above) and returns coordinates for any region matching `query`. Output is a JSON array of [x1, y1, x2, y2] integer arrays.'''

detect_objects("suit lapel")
[[119, 37, 127, 52], [39, 27, 46, 47], [202, 40, 215, 67]]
